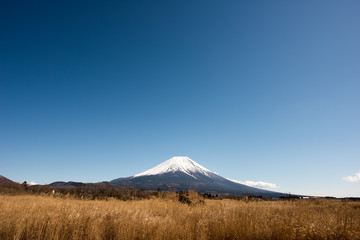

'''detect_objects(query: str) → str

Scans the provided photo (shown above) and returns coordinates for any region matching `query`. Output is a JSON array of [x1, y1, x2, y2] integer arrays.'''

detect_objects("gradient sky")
[[1, 1, 359, 197]]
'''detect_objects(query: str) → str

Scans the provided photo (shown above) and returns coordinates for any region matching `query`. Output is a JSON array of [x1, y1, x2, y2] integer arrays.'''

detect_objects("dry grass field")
[[0, 194, 359, 240]]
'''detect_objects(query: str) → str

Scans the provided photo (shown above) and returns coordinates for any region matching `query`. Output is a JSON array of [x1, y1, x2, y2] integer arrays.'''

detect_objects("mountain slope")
[[0, 175, 14, 184], [111, 156, 287, 197], [49, 181, 85, 188]]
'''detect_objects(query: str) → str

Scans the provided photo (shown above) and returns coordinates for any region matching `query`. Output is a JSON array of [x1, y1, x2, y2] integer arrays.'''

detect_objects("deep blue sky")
[[1, 1, 359, 197]]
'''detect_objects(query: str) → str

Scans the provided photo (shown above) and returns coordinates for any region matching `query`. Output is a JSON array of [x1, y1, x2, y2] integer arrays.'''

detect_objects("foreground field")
[[0, 195, 359, 240]]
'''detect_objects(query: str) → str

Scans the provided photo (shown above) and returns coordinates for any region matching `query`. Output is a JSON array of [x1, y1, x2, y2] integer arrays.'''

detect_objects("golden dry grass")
[[0, 194, 359, 240]]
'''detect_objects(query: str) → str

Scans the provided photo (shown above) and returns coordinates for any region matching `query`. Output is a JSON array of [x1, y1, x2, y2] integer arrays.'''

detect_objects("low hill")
[[0, 175, 14, 184]]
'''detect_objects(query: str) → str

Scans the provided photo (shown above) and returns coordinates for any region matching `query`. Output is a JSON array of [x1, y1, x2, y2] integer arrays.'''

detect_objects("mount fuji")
[[110, 156, 287, 197]]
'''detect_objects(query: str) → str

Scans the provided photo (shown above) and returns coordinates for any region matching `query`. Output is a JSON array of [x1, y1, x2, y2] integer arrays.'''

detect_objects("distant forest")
[[1, 181, 359, 203]]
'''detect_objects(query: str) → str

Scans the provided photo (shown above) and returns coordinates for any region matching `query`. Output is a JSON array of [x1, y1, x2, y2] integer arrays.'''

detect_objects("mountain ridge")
[[0, 175, 14, 184]]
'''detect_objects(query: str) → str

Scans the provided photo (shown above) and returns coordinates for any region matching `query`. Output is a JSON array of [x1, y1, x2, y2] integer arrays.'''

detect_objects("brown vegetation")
[[0, 194, 359, 240], [0, 181, 155, 200]]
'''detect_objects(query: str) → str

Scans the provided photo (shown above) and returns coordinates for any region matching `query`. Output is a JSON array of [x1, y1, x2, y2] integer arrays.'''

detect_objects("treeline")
[[0, 182, 297, 203], [5, 181, 356, 203], [0, 182, 276, 203], [53, 183, 155, 200], [0, 181, 155, 200], [0, 182, 209, 204]]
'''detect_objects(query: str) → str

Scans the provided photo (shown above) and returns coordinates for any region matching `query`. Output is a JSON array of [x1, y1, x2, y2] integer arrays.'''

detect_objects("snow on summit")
[[133, 156, 214, 179]]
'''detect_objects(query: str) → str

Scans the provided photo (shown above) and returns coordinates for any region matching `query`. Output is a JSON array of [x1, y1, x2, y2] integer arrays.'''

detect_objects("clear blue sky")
[[1, 1, 359, 197]]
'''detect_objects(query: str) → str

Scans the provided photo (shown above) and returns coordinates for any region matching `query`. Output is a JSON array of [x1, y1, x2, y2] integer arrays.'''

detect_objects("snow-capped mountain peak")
[[110, 156, 287, 197], [133, 156, 214, 179]]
